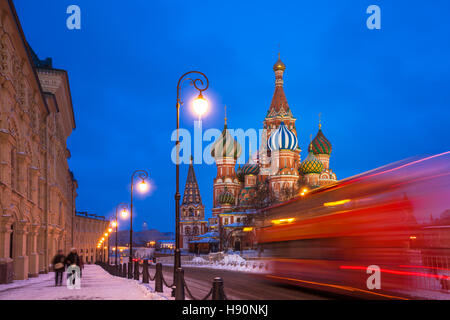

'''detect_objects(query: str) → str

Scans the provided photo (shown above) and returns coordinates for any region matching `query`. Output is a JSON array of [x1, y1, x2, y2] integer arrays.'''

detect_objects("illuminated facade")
[[203, 56, 339, 251], [0, 1, 102, 283]]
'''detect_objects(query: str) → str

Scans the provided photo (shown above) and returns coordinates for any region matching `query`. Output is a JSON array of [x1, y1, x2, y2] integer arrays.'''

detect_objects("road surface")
[[150, 264, 330, 300]]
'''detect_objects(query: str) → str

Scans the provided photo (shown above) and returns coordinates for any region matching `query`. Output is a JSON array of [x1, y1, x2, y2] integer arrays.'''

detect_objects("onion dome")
[[211, 115, 242, 159], [273, 54, 286, 71], [218, 188, 235, 205], [268, 122, 298, 151], [241, 163, 260, 176], [312, 126, 332, 155], [300, 144, 324, 174]]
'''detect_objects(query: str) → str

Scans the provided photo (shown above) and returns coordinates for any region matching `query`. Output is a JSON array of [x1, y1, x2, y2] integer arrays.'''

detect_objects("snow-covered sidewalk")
[[0, 264, 171, 300]]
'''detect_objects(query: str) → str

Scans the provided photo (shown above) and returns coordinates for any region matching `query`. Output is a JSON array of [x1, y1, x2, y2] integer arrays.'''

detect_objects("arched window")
[[193, 226, 199, 235], [185, 227, 191, 235]]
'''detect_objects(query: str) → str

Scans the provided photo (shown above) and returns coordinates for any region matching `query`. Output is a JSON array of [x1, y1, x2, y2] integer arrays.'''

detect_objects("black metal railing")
[[96, 260, 229, 300]]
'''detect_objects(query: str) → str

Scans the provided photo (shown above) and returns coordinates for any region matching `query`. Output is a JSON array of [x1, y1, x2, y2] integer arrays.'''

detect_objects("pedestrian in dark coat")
[[52, 250, 65, 286]]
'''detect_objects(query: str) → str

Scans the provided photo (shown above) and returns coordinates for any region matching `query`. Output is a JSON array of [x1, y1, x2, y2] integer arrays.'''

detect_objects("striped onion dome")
[[241, 163, 260, 176], [312, 127, 332, 155], [211, 123, 242, 159], [267, 121, 298, 151], [218, 188, 235, 205], [300, 144, 324, 174]]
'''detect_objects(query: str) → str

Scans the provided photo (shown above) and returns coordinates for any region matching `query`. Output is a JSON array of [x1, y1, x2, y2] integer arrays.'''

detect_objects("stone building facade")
[[74, 212, 110, 264], [0, 0, 104, 283]]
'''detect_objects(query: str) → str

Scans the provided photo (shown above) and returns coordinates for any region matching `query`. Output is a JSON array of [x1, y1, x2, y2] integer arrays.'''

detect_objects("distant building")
[[74, 212, 110, 264], [157, 239, 175, 250]]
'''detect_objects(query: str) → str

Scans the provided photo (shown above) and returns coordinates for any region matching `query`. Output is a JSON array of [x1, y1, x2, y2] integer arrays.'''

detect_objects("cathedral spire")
[[224, 105, 228, 127], [182, 158, 202, 205], [267, 54, 291, 118]]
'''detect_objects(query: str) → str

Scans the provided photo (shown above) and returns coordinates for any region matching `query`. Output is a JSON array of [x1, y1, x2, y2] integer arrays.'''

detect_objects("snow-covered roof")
[[157, 239, 175, 243], [189, 238, 219, 244], [196, 231, 219, 238], [223, 222, 246, 228]]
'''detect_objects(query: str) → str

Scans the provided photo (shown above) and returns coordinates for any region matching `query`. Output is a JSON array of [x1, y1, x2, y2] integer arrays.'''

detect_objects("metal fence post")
[[128, 261, 133, 279], [134, 260, 139, 280], [175, 268, 185, 300], [143, 260, 149, 283], [212, 277, 225, 300], [122, 263, 127, 278], [155, 263, 163, 293]]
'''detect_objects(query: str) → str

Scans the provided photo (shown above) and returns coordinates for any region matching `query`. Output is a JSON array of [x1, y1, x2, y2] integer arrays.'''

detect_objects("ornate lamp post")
[[113, 203, 129, 265], [129, 170, 149, 263], [174, 71, 209, 279]]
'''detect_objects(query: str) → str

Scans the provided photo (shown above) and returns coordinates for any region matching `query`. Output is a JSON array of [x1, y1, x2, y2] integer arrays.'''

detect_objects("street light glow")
[[111, 221, 117, 228], [192, 92, 208, 117], [121, 209, 128, 218], [138, 180, 149, 193]]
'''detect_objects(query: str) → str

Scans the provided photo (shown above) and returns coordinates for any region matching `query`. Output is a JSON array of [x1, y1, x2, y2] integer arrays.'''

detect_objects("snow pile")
[[192, 257, 207, 264], [184, 254, 270, 274], [222, 254, 246, 265]]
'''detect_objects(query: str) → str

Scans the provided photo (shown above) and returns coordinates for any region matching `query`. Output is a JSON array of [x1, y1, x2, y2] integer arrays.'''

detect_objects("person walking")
[[65, 248, 81, 278], [52, 250, 65, 286]]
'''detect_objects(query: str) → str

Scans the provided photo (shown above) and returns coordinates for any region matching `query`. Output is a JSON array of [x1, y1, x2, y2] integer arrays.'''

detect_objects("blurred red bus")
[[256, 152, 450, 299]]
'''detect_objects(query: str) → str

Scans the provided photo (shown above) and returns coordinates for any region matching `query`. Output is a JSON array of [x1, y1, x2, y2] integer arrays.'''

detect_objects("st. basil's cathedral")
[[182, 55, 338, 252]]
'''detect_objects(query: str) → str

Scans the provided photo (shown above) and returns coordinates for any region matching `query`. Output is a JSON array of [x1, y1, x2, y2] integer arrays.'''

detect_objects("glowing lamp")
[[121, 209, 128, 218], [243, 227, 253, 232], [104, 233, 108, 237], [111, 221, 117, 228], [192, 92, 208, 117], [108, 228, 113, 233], [138, 180, 149, 193]]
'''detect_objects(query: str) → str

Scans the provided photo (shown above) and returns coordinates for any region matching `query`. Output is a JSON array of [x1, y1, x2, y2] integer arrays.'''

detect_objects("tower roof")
[[182, 157, 202, 206], [267, 54, 293, 119], [300, 144, 324, 175], [218, 187, 235, 206], [267, 121, 298, 151], [211, 108, 242, 159]]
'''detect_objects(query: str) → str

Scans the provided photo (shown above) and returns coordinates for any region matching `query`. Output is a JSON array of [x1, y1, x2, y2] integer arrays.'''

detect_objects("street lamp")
[[115, 202, 129, 265], [174, 71, 209, 280], [129, 170, 149, 263]]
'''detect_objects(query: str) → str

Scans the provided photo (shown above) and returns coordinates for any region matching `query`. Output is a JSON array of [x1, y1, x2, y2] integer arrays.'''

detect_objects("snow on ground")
[[191, 257, 207, 263], [182, 253, 270, 274], [0, 264, 172, 300]]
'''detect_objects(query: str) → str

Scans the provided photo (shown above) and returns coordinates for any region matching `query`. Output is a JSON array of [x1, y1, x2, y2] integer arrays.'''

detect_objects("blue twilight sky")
[[13, 0, 450, 233]]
